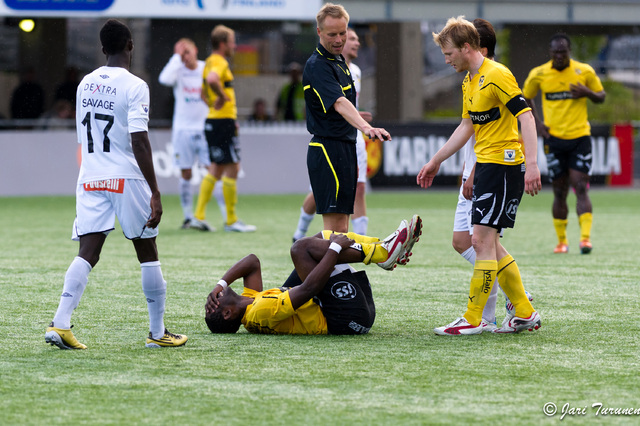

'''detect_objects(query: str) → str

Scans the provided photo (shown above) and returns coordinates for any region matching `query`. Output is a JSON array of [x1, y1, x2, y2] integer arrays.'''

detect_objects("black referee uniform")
[[303, 43, 358, 215]]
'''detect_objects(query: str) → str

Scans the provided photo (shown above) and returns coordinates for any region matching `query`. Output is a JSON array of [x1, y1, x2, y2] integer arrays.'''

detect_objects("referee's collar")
[[315, 43, 345, 63]]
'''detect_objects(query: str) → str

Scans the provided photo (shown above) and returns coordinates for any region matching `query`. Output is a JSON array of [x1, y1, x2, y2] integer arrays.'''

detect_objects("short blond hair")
[[316, 3, 349, 29], [211, 25, 234, 50], [432, 16, 480, 51]]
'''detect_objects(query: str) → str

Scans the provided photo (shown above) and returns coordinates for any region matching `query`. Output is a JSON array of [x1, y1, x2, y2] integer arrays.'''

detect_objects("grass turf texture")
[[1, 189, 639, 425]]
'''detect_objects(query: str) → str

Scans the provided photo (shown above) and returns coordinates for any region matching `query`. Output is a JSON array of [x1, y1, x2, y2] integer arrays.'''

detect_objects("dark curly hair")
[[205, 309, 242, 334], [100, 19, 132, 55]]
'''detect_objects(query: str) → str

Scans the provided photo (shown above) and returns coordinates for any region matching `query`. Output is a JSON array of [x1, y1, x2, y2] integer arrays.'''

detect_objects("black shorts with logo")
[[544, 135, 592, 181], [307, 137, 357, 215], [315, 269, 375, 335], [204, 118, 240, 164], [472, 162, 525, 230]]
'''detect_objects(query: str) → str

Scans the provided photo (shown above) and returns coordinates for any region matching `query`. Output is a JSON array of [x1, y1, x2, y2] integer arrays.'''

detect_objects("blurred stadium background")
[[1, 0, 638, 196]]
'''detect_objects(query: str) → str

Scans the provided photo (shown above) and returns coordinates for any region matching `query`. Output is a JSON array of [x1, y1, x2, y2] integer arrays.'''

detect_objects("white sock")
[[351, 216, 369, 235], [141, 261, 166, 339], [460, 246, 476, 264], [293, 207, 315, 240], [52, 257, 92, 329], [482, 281, 499, 323], [213, 183, 227, 223], [179, 178, 192, 221]]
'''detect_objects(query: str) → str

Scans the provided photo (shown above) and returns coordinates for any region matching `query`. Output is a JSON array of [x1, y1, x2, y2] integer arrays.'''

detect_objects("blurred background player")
[[194, 25, 256, 232], [523, 33, 606, 254], [275, 62, 305, 122], [293, 27, 373, 241], [159, 37, 226, 230], [45, 19, 187, 350]]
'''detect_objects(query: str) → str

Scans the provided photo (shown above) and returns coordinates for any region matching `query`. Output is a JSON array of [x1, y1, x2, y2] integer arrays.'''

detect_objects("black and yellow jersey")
[[302, 43, 357, 141], [523, 59, 604, 140], [241, 287, 328, 335], [462, 58, 530, 165], [202, 53, 237, 120]]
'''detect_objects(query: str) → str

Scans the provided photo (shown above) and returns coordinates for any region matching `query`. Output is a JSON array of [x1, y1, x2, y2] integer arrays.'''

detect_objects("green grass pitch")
[[1, 188, 639, 425]]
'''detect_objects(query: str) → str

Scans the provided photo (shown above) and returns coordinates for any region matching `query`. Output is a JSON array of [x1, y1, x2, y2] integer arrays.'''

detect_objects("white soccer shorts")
[[172, 129, 210, 170], [72, 178, 159, 241]]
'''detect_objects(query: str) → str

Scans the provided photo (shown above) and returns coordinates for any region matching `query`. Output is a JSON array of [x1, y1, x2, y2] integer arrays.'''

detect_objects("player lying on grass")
[[205, 216, 422, 335]]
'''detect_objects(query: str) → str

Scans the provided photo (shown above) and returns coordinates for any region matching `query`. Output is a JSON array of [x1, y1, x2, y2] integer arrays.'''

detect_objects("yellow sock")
[[463, 260, 497, 326], [194, 174, 217, 220], [496, 255, 534, 318], [553, 218, 569, 245], [321, 230, 384, 264], [578, 212, 593, 241], [321, 230, 380, 244], [222, 176, 238, 225]]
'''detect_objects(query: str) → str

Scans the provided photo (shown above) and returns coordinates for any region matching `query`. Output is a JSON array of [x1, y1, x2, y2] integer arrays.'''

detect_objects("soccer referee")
[[303, 3, 390, 233]]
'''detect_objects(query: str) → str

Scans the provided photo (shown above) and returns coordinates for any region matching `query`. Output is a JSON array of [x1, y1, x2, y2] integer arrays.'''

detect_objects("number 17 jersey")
[[76, 66, 150, 184]]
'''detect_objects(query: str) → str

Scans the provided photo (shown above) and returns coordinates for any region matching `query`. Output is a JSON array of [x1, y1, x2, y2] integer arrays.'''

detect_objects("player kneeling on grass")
[[205, 216, 422, 335]]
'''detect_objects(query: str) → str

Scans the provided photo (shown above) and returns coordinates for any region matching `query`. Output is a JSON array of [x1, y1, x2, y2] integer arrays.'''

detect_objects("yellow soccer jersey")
[[522, 59, 603, 140], [462, 59, 530, 165], [241, 287, 328, 335], [202, 53, 237, 119]]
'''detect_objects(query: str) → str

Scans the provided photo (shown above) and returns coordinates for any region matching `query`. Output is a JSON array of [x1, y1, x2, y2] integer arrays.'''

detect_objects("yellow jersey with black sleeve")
[[202, 53, 237, 120], [240, 287, 328, 335], [462, 58, 531, 165], [522, 59, 603, 140]]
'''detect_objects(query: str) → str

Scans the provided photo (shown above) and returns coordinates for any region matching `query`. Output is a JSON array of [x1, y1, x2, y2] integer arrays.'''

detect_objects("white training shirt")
[[158, 54, 209, 131], [350, 62, 362, 109], [76, 66, 149, 183]]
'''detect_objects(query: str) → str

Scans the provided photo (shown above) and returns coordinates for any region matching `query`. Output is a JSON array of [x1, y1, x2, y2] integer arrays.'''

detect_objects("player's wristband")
[[329, 242, 342, 254], [217, 279, 228, 290]]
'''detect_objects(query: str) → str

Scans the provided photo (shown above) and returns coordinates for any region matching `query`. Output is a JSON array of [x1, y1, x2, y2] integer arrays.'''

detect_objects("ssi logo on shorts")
[[505, 198, 520, 221], [331, 281, 357, 300]]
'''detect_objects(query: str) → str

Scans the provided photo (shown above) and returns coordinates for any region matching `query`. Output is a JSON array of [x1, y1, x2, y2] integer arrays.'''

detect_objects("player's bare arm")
[[131, 131, 162, 228], [518, 111, 542, 196], [205, 71, 229, 110], [525, 98, 550, 139], [334, 97, 391, 141], [206, 254, 263, 313], [288, 234, 353, 310]]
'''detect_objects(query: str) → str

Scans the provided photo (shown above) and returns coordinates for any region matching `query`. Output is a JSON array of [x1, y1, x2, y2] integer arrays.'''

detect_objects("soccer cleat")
[[553, 243, 569, 254], [494, 311, 541, 334], [397, 215, 422, 266], [145, 329, 188, 348], [45, 323, 87, 350], [181, 219, 191, 230], [579, 239, 592, 254], [503, 290, 533, 328], [434, 317, 483, 335], [189, 218, 215, 232], [376, 220, 409, 270], [224, 220, 257, 233], [480, 318, 497, 333]]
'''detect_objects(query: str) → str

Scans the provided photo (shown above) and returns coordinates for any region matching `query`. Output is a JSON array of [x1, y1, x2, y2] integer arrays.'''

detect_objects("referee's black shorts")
[[307, 137, 357, 215]]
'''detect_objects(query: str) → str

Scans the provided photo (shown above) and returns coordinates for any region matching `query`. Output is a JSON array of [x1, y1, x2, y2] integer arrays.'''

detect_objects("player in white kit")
[[45, 19, 188, 349], [158, 38, 225, 231], [293, 27, 372, 241]]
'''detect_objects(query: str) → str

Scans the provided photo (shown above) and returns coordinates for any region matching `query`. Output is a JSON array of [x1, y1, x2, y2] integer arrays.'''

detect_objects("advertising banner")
[[369, 123, 629, 188], [0, 0, 321, 20]]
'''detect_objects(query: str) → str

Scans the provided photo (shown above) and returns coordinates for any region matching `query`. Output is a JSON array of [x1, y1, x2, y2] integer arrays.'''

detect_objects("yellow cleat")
[[553, 243, 569, 254], [145, 329, 188, 348], [45, 323, 87, 350]]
